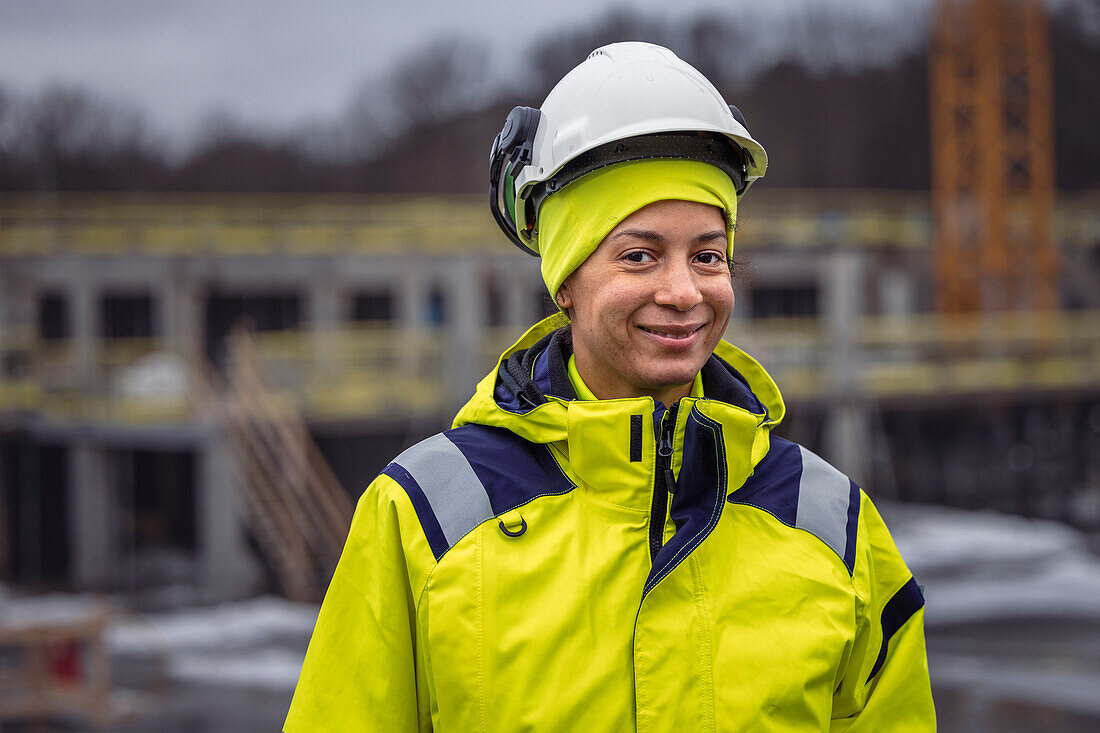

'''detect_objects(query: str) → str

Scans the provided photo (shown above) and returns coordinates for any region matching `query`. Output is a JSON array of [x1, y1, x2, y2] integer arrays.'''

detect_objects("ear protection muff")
[[489, 106, 543, 256], [728, 105, 748, 130]]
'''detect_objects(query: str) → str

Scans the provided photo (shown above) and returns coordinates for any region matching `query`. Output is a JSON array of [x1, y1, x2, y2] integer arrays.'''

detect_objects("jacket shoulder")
[[381, 424, 575, 561], [728, 435, 860, 574]]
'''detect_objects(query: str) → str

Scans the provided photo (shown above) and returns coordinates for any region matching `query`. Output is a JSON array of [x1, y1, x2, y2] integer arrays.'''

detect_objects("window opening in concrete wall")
[[204, 290, 302, 361], [114, 449, 197, 588], [485, 275, 506, 328], [877, 401, 1099, 529], [101, 292, 156, 339], [351, 289, 395, 323], [426, 286, 447, 326], [0, 438, 70, 585], [315, 428, 420, 501], [749, 285, 820, 318], [37, 292, 70, 340]]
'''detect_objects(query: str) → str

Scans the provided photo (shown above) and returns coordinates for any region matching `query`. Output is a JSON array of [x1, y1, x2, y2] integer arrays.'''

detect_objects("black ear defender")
[[728, 105, 756, 168], [489, 106, 543, 256], [728, 105, 747, 128]]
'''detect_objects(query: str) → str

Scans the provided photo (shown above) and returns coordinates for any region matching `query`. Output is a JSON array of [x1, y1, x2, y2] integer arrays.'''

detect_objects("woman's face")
[[557, 199, 734, 405]]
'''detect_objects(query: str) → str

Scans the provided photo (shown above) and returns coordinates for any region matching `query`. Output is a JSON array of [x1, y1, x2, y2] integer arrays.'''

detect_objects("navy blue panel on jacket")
[[382, 425, 575, 561], [728, 435, 861, 574], [868, 577, 925, 681], [444, 424, 575, 514], [382, 462, 450, 560]]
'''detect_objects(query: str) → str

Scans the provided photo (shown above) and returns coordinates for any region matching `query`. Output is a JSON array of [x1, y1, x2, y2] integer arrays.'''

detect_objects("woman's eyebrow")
[[610, 228, 727, 242], [611, 228, 662, 241]]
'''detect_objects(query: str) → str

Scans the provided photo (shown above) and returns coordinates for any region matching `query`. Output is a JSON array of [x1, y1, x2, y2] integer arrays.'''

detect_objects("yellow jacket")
[[286, 317, 935, 731]]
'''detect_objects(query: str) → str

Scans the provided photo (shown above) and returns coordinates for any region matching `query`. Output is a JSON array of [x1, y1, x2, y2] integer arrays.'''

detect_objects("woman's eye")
[[624, 251, 654, 263], [695, 252, 725, 265]]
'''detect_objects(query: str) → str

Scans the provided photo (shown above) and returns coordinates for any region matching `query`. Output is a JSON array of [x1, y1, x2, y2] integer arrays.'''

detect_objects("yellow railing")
[[3, 191, 1097, 256], [734, 310, 1100, 397], [2, 311, 1098, 424], [2, 335, 190, 424]]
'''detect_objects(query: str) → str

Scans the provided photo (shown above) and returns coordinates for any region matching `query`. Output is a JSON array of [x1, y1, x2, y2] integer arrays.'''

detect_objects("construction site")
[[0, 0, 1098, 730], [1, 185, 1098, 600]]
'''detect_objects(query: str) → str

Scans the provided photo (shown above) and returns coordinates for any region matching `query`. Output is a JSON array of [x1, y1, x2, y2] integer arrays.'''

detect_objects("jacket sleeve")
[[284, 474, 435, 733], [830, 493, 936, 732]]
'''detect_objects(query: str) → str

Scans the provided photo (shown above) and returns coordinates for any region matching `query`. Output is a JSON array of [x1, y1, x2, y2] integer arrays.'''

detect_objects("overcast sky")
[[0, 0, 926, 144]]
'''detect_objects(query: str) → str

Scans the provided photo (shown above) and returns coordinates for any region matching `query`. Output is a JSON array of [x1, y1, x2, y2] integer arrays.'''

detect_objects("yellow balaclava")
[[535, 158, 739, 300]]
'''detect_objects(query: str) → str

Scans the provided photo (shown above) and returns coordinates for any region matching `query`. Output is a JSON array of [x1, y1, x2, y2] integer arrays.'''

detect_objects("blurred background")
[[0, 0, 1098, 730]]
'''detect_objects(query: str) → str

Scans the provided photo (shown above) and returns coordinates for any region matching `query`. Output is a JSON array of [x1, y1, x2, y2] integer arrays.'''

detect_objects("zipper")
[[649, 403, 678, 563]]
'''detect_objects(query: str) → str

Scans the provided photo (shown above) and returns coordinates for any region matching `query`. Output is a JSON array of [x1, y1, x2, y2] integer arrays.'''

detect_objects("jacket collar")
[[453, 316, 784, 580], [455, 315, 785, 437]]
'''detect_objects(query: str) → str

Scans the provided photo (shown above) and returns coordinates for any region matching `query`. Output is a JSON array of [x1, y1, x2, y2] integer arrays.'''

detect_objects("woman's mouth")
[[638, 324, 706, 347]]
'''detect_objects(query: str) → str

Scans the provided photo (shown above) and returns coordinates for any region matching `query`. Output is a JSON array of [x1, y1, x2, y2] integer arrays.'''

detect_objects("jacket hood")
[[453, 315, 786, 445]]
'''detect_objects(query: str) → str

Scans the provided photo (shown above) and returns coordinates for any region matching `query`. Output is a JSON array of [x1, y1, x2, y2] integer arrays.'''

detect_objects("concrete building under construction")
[[1, 190, 1098, 601]]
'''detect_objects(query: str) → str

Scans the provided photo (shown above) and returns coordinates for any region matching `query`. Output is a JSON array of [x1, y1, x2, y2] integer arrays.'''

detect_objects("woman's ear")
[[555, 284, 573, 311]]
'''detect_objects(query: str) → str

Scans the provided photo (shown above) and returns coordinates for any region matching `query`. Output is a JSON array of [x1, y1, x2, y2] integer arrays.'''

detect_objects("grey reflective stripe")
[[391, 433, 493, 548], [795, 445, 851, 562]]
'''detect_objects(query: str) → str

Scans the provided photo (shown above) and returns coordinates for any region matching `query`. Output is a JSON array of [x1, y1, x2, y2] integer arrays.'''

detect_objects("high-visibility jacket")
[[285, 317, 935, 732]]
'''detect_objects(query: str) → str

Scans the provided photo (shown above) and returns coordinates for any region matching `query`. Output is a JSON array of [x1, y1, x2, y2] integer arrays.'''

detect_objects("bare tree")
[[387, 37, 491, 127], [0, 85, 19, 164], [11, 84, 161, 189], [0, 84, 31, 189], [778, 5, 928, 74], [0, 4, 1095, 192], [342, 36, 492, 160], [687, 14, 759, 95], [343, 75, 398, 159], [0, 84, 14, 145], [525, 11, 675, 99]]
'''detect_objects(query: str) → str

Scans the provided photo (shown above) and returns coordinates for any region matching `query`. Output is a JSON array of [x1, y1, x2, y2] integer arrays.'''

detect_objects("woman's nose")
[[654, 262, 703, 311]]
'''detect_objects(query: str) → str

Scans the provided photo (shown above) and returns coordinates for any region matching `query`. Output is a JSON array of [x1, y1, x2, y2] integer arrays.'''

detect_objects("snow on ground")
[[107, 595, 319, 692], [0, 590, 105, 629], [4, 503, 1100, 697], [107, 595, 318, 655], [169, 646, 310, 690], [884, 504, 1100, 627], [0, 590, 319, 692], [932, 652, 1100, 719]]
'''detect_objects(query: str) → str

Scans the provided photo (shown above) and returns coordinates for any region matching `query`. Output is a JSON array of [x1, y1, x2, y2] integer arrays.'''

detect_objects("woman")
[[286, 42, 935, 731]]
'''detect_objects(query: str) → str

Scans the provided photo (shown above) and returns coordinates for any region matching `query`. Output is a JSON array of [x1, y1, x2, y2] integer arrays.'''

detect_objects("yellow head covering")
[[535, 158, 738, 299]]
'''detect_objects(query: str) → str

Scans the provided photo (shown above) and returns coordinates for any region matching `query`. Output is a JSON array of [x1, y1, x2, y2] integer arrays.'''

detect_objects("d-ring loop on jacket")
[[499, 516, 527, 537]]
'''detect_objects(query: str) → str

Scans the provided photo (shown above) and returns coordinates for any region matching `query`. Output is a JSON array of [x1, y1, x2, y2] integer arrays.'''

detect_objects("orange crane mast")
[[930, 0, 1058, 313]]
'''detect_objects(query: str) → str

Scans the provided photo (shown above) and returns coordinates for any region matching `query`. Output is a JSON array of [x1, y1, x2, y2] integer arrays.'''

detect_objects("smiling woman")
[[286, 42, 936, 732], [558, 198, 734, 406]]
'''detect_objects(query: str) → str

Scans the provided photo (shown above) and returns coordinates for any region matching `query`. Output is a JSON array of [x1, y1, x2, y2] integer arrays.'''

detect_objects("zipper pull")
[[658, 421, 673, 458], [649, 406, 678, 562], [658, 407, 677, 494]]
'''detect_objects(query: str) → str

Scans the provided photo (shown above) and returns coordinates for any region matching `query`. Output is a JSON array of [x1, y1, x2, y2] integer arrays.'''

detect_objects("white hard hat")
[[489, 41, 768, 255]]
